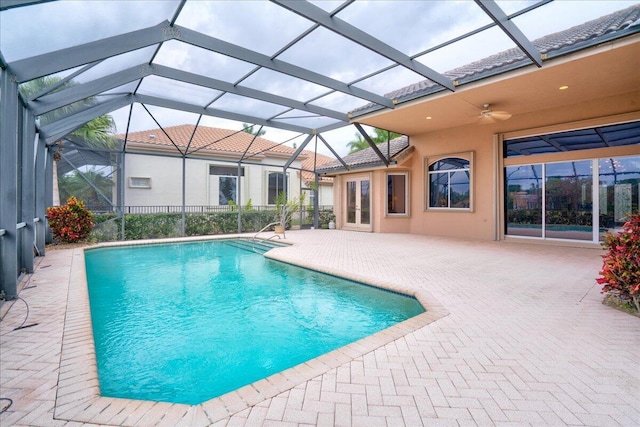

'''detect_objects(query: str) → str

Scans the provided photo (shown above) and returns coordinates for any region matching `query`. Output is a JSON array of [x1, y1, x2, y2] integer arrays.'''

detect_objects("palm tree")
[[346, 133, 370, 154], [346, 128, 402, 154], [20, 77, 116, 205], [59, 168, 114, 211], [242, 123, 266, 136]]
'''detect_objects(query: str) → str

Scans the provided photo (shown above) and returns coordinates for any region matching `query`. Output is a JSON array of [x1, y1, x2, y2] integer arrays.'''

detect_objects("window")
[[210, 165, 243, 205], [210, 166, 244, 176], [129, 177, 151, 188], [427, 156, 471, 209], [218, 176, 237, 205], [268, 172, 287, 204], [387, 173, 408, 215]]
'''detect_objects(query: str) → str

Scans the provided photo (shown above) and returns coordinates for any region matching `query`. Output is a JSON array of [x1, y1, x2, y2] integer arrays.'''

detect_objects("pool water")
[[85, 240, 424, 405]]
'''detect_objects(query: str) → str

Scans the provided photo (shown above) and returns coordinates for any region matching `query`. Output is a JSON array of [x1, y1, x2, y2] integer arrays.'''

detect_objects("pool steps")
[[223, 238, 286, 254]]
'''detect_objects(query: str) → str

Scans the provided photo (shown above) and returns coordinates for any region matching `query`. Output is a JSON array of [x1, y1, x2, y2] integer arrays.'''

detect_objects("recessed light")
[[425, 116, 432, 120], [559, 85, 569, 90]]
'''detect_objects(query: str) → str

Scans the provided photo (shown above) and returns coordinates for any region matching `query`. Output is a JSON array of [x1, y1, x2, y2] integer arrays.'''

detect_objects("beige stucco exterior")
[[329, 35, 640, 243], [124, 151, 306, 207]]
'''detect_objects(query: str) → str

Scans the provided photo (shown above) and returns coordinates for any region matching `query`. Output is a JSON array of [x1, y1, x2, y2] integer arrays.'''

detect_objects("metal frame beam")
[[20, 108, 36, 273], [34, 133, 47, 255], [539, 135, 568, 152], [273, 0, 455, 91], [317, 134, 349, 171], [353, 123, 389, 166], [9, 21, 170, 82], [26, 60, 102, 102], [174, 24, 395, 109], [134, 94, 312, 134], [0, 0, 55, 11], [40, 95, 133, 143], [474, 0, 542, 67], [153, 64, 349, 122], [284, 134, 314, 170], [33, 62, 349, 141], [30, 64, 150, 115], [0, 71, 19, 299]]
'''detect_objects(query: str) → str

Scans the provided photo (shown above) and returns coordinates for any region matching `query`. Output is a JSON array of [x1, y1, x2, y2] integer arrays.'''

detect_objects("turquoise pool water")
[[85, 240, 424, 405]]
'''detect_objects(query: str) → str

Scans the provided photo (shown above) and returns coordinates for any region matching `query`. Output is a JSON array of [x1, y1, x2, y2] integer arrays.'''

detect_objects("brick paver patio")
[[1, 231, 638, 426]]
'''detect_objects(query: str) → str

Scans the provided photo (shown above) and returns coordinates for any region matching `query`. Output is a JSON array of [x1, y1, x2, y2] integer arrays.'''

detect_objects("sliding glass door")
[[506, 155, 639, 242], [545, 161, 592, 241]]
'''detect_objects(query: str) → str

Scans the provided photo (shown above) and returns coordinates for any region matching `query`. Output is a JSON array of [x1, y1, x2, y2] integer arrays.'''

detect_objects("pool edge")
[[56, 237, 449, 426]]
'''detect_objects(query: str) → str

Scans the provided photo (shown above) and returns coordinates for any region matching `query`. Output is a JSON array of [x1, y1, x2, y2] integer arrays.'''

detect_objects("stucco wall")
[[333, 91, 639, 241], [124, 153, 305, 207], [406, 125, 497, 240]]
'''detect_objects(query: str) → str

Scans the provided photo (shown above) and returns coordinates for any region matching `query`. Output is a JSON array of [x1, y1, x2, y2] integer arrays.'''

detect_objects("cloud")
[[0, 0, 177, 61]]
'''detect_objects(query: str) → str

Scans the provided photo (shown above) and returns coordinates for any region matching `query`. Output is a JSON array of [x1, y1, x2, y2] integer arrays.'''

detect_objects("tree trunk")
[[52, 159, 60, 206]]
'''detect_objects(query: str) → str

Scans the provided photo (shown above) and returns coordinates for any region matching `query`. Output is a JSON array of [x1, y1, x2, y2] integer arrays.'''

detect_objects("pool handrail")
[[253, 222, 281, 243]]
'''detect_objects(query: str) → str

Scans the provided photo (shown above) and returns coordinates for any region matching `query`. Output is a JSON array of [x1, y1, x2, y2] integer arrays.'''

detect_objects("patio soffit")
[[354, 34, 640, 136]]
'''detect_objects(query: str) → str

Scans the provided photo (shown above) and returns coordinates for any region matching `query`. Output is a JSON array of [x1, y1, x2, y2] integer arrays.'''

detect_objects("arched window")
[[427, 157, 471, 209]]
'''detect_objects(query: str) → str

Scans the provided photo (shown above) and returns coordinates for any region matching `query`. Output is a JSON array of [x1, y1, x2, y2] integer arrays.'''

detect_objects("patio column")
[[44, 145, 54, 243], [35, 134, 47, 255], [20, 108, 36, 273], [0, 70, 19, 299]]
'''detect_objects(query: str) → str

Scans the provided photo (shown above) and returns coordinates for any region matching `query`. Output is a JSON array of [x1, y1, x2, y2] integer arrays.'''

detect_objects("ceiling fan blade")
[[491, 110, 512, 121], [479, 114, 496, 124]]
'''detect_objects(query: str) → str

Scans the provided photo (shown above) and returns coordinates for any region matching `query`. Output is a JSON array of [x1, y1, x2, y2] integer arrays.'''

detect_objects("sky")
[[1, 0, 637, 157]]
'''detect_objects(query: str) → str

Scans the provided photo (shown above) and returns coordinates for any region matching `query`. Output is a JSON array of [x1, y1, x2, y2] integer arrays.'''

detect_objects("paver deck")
[[1, 230, 638, 426]]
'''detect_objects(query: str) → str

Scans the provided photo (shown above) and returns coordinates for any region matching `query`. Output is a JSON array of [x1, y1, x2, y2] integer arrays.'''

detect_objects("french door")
[[345, 175, 371, 231]]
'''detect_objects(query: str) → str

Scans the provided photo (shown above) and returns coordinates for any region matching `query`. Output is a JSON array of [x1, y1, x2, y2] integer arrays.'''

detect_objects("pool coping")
[[55, 235, 449, 426]]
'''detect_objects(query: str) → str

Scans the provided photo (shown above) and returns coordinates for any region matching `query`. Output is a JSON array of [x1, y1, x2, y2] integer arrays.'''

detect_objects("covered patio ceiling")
[[2, 0, 638, 162]]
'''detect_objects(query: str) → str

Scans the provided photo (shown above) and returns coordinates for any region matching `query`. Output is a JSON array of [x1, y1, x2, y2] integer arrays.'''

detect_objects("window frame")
[[266, 171, 289, 205], [424, 152, 474, 212], [218, 175, 238, 205], [385, 171, 410, 217], [128, 177, 151, 189], [209, 164, 243, 206]]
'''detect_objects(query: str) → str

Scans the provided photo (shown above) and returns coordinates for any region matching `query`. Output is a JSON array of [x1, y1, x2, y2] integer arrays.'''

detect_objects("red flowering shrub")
[[596, 213, 640, 312], [46, 197, 94, 243]]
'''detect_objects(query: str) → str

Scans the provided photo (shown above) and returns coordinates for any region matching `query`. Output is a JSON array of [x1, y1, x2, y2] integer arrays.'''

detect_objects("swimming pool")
[[85, 239, 424, 405]]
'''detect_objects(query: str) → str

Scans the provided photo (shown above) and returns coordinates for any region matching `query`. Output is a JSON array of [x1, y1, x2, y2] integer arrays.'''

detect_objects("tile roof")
[[299, 151, 335, 184], [120, 124, 305, 159], [317, 136, 410, 174], [351, 4, 640, 116]]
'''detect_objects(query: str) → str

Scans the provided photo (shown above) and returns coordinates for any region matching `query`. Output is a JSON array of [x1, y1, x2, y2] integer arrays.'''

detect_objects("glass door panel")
[[346, 181, 357, 224], [598, 155, 640, 239], [545, 161, 593, 240], [506, 165, 543, 237], [360, 180, 370, 225], [345, 176, 371, 229]]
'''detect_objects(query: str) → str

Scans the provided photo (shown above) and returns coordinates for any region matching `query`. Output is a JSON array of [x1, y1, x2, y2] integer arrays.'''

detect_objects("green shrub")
[[46, 197, 94, 243], [318, 209, 336, 229], [88, 210, 279, 241], [597, 213, 640, 312]]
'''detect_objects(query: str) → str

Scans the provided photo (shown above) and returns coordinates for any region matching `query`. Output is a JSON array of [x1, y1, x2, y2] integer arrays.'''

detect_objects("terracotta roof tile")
[[120, 124, 303, 158], [317, 136, 409, 173], [352, 4, 640, 115], [299, 150, 335, 183]]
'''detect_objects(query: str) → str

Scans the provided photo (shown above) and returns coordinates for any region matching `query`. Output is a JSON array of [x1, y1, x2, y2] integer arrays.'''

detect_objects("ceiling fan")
[[478, 103, 512, 124]]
